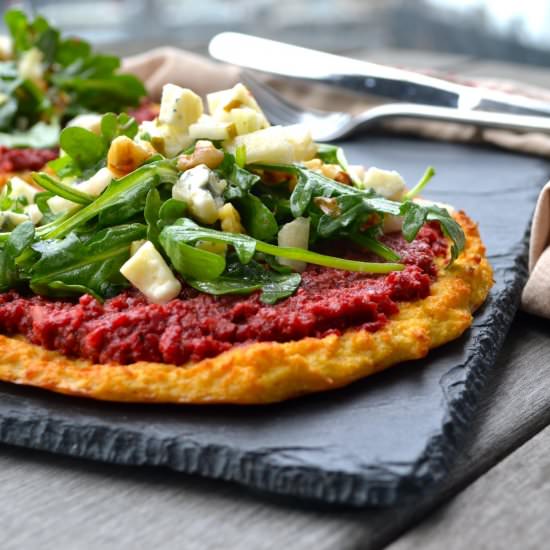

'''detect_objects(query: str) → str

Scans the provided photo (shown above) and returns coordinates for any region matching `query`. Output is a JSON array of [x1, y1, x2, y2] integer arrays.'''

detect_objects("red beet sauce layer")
[[0, 225, 447, 365], [0, 146, 58, 173]]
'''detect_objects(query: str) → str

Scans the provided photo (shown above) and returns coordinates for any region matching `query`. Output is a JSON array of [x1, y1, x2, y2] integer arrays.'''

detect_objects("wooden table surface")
[[2, 52, 550, 550]]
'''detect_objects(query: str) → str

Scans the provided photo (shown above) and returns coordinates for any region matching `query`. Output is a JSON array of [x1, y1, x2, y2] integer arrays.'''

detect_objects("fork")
[[241, 72, 550, 142]]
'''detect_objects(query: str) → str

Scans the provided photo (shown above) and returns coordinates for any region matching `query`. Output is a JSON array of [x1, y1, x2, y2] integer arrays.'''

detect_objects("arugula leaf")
[[316, 194, 371, 238], [0, 181, 27, 212], [251, 162, 465, 261], [235, 194, 278, 241], [427, 206, 465, 262], [98, 173, 155, 227], [32, 172, 94, 205], [162, 218, 256, 264], [350, 230, 401, 262], [160, 226, 226, 281], [100, 112, 138, 143], [188, 257, 301, 304], [222, 164, 261, 201], [159, 199, 187, 226], [40, 161, 177, 239], [161, 218, 404, 275], [400, 201, 465, 261], [144, 189, 162, 248], [53, 74, 145, 116], [0, 221, 34, 290], [59, 126, 106, 171], [4, 10, 32, 54], [315, 143, 359, 185], [403, 166, 436, 200], [30, 223, 145, 300]]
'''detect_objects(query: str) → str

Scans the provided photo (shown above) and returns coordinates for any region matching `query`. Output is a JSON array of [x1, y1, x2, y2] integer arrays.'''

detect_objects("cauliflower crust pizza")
[[0, 80, 493, 404]]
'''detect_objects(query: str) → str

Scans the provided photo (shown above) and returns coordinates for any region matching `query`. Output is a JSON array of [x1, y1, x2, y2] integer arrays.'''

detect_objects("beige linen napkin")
[[122, 48, 550, 318]]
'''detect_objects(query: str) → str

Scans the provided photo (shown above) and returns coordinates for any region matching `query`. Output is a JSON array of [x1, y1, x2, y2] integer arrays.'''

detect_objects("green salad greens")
[[0, 9, 146, 148], [0, 104, 465, 305]]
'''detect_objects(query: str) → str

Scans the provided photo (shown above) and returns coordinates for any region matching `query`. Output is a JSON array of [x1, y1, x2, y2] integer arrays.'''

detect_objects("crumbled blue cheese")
[[120, 241, 182, 305], [159, 84, 203, 133], [172, 164, 226, 225]]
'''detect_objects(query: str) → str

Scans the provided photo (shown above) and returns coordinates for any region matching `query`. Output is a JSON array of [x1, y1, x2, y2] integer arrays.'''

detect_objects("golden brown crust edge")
[[0, 211, 493, 404]]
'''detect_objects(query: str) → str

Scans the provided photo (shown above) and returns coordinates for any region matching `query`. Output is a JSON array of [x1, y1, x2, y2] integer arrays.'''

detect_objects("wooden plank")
[[0, 314, 549, 550], [386, 423, 550, 550]]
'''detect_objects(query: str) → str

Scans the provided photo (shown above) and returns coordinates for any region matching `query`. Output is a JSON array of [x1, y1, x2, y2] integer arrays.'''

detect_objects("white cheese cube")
[[120, 241, 182, 305], [8, 176, 38, 204], [23, 204, 43, 225], [18, 47, 44, 82], [67, 113, 102, 134], [216, 107, 269, 135], [208, 83, 267, 118], [0, 211, 29, 228], [284, 124, 317, 162], [140, 120, 193, 158], [0, 36, 12, 60], [47, 168, 113, 215], [229, 125, 316, 164], [277, 217, 310, 273], [188, 115, 237, 141], [348, 165, 365, 184], [230, 126, 293, 164], [362, 167, 407, 200], [158, 84, 203, 134], [82, 167, 114, 196], [172, 164, 226, 225]]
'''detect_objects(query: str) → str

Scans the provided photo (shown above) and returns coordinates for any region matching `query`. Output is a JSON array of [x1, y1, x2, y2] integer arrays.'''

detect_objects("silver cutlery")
[[210, 32, 550, 118], [240, 72, 550, 141]]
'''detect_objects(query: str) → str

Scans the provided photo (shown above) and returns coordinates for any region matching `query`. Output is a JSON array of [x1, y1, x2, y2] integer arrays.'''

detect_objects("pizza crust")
[[0, 212, 493, 404]]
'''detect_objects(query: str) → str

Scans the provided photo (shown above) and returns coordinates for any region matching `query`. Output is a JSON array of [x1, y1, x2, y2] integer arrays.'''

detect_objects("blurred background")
[[2, 0, 550, 73]]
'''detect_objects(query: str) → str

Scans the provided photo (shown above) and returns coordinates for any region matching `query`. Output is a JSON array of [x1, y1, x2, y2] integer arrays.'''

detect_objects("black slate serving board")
[[0, 136, 547, 507]]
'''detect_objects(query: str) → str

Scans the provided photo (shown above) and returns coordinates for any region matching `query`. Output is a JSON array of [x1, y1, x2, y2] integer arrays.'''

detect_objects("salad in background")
[[0, 9, 147, 149]]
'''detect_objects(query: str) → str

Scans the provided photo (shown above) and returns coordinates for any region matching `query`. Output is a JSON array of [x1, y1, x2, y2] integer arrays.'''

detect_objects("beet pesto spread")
[[0, 226, 447, 365]]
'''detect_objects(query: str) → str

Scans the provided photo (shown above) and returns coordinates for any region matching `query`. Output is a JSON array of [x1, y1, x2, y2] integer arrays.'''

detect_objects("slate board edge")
[[0, 233, 529, 509]]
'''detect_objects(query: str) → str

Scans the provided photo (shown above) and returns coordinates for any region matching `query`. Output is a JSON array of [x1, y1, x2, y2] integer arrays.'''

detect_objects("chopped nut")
[[262, 170, 295, 187], [107, 136, 153, 178], [219, 203, 245, 234], [177, 140, 224, 171], [303, 159, 351, 184], [334, 171, 352, 185], [313, 196, 341, 217]]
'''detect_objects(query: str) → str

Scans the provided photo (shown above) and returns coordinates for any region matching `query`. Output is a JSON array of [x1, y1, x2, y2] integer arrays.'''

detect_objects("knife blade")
[[209, 32, 550, 118]]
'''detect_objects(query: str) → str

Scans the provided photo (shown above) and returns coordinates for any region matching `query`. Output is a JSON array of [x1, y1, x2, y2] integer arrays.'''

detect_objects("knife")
[[209, 32, 550, 118]]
